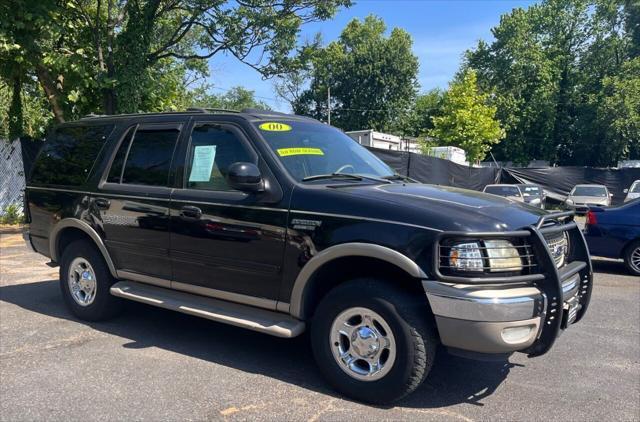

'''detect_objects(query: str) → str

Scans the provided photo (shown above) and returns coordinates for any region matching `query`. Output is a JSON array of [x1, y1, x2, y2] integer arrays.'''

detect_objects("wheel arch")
[[50, 219, 118, 278], [289, 243, 428, 320]]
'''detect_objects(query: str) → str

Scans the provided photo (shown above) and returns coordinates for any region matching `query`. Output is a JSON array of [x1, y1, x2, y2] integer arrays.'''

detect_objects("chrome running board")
[[110, 281, 305, 338]]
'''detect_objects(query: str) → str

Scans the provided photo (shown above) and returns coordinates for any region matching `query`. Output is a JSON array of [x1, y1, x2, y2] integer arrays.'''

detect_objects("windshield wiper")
[[302, 173, 364, 182], [382, 174, 417, 183], [302, 172, 392, 184]]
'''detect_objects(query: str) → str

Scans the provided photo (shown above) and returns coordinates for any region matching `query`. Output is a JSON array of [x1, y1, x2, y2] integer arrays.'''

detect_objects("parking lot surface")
[[1, 230, 639, 421]]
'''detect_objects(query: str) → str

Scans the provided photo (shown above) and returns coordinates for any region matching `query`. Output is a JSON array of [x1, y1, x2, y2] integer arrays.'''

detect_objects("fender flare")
[[49, 219, 118, 278], [288, 242, 427, 319]]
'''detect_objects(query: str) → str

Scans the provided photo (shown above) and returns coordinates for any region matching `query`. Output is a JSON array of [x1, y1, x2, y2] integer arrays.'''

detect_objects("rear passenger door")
[[94, 121, 184, 284], [168, 119, 288, 307]]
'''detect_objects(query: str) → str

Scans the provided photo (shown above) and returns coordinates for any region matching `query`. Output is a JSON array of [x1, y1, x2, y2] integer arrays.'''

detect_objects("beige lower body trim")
[[116, 273, 279, 311], [116, 270, 171, 288], [110, 281, 305, 338]]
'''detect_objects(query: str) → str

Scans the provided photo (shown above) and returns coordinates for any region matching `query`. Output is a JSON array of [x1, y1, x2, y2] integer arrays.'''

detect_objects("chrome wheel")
[[329, 307, 396, 381], [68, 257, 97, 307], [631, 246, 640, 273]]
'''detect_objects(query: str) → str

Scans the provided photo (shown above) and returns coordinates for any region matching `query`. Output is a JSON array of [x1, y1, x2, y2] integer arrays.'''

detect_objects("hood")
[[332, 183, 548, 232], [568, 195, 609, 204]]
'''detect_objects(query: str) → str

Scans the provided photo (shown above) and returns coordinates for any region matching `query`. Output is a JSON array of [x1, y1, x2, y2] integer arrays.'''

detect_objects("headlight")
[[449, 242, 483, 271], [484, 240, 522, 272], [448, 240, 523, 272]]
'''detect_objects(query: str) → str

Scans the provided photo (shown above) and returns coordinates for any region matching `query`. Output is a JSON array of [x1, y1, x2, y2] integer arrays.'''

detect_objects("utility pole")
[[327, 86, 331, 125]]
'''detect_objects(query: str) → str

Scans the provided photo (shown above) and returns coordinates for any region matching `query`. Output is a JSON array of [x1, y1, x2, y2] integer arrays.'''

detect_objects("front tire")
[[623, 240, 640, 276], [311, 279, 437, 404], [60, 239, 123, 321]]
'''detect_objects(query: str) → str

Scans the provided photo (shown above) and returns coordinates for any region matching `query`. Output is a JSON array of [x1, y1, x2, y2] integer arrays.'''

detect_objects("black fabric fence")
[[369, 147, 640, 206]]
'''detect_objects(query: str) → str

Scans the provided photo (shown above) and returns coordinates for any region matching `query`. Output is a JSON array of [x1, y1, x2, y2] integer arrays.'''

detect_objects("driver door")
[[169, 119, 287, 307]]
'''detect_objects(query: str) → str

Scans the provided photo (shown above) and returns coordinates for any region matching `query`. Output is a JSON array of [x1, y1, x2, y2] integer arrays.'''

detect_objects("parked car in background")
[[516, 184, 546, 209], [482, 184, 525, 203], [565, 184, 611, 214], [624, 180, 640, 203], [584, 199, 640, 275]]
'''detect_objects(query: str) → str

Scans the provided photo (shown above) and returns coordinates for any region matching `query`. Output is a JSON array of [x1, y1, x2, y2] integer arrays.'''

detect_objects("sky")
[[206, 0, 538, 111]]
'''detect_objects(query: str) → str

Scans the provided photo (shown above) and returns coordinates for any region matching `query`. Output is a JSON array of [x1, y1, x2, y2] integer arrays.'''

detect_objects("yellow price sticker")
[[259, 122, 292, 132], [277, 148, 324, 157]]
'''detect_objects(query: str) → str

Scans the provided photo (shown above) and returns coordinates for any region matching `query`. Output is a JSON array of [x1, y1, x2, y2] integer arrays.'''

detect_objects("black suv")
[[23, 109, 593, 404]]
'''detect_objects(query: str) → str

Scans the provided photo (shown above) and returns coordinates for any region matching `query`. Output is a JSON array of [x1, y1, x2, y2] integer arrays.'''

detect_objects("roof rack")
[[186, 107, 240, 114]]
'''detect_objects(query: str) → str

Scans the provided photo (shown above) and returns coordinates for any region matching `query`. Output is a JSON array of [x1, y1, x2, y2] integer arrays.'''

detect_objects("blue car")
[[584, 199, 640, 275]]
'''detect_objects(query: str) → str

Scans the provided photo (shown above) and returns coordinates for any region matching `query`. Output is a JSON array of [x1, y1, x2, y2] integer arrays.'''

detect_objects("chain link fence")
[[1, 139, 26, 216]]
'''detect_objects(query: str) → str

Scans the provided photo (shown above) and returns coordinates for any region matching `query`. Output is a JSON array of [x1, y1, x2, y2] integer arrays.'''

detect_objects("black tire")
[[311, 278, 437, 404], [59, 239, 123, 321], [623, 240, 640, 276]]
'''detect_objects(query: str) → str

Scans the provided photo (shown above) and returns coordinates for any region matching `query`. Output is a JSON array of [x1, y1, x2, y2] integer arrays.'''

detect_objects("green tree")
[[464, 0, 637, 166], [0, 0, 350, 135], [395, 88, 444, 138], [282, 15, 419, 132], [428, 70, 505, 164], [595, 57, 640, 162]]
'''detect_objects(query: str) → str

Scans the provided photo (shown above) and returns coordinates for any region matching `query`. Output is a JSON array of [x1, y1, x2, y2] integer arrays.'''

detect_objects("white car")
[[565, 184, 612, 214], [482, 184, 525, 203], [624, 180, 640, 203]]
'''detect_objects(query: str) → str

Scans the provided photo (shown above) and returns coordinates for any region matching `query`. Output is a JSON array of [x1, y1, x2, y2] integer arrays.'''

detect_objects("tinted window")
[[107, 127, 135, 183], [572, 186, 607, 197], [630, 182, 640, 193], [521, 186, 541, 196], [185, 125, 253, 191], [485, 186, 521, 197], [31, 124, 114, 186], [114, 127, 180, 186]]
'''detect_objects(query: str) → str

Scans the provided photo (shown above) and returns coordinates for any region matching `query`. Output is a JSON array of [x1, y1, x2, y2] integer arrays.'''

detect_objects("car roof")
[[573, 184, 607, 188], [485, 184, 518, 187], [73, 108, 319, 125]]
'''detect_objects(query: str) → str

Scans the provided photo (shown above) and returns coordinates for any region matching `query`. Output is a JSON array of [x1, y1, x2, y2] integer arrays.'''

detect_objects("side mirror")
[[226, 162, 264, 192], [623, 189, 629, 193]]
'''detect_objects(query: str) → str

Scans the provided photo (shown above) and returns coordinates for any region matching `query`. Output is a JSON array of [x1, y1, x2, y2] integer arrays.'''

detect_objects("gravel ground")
[[1, 230, 639, 421]]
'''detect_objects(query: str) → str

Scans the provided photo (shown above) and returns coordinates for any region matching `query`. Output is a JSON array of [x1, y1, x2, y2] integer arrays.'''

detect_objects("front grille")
[[544, 232, 569, 268]]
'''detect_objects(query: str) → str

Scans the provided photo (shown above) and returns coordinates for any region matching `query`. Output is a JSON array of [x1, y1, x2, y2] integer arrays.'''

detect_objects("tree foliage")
[[465, 0, 638, 166], [427, 70, 505, 163], [280, 15, 419, 132], [0, 0, 350, 138]]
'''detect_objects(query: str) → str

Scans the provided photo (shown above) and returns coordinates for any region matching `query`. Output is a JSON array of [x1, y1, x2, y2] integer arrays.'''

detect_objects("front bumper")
[[425, 212, 593, 356]]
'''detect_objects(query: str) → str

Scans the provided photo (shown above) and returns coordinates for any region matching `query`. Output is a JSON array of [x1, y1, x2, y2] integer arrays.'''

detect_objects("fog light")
[[501, 325, 534, 343]]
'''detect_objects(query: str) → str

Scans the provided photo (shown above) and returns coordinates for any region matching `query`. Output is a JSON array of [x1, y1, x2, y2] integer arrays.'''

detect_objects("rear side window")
[[107, 126, 180, 186], [31, 124, 114, 186]]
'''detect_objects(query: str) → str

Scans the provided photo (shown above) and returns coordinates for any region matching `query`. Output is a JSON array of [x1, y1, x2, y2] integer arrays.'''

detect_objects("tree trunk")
[[35, 64, 65, 123], [8, 75, 23, 140]]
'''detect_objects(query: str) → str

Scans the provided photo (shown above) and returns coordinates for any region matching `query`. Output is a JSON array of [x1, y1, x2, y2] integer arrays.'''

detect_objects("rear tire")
[[623, 240, 640, 276], [60, 239, 123, 321], [311, 278, 437, 404]]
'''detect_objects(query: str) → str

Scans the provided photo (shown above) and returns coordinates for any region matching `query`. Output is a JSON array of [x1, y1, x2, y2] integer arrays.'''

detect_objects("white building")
[[345, 129, 421, 154], [427, 146, 468, 166]]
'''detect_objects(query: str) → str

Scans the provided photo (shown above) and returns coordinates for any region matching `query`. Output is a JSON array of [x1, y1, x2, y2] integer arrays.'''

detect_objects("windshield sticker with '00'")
[[259, 122, 292, 131], [277, 148, 324, 157]]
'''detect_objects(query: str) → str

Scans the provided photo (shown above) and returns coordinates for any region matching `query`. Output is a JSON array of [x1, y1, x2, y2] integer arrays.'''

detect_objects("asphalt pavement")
[[1, 230, 639, 421]]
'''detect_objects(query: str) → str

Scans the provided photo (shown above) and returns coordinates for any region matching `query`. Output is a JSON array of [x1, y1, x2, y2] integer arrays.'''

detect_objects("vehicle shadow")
[[0, 279, 513, 408], [591, 257, 629, 276]]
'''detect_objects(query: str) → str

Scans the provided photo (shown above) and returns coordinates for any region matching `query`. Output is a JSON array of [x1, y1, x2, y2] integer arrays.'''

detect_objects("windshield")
[[572, 186, 607, 197], [630, 181, 640, 193], [520, 186, 541, 197], [254, 120, 394, 182], [485, 186, 521, 197]]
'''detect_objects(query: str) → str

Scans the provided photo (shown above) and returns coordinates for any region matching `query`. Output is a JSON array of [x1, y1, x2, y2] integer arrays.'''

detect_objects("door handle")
[[94, 198, 110, 209], [180, 205, 202, 219]]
